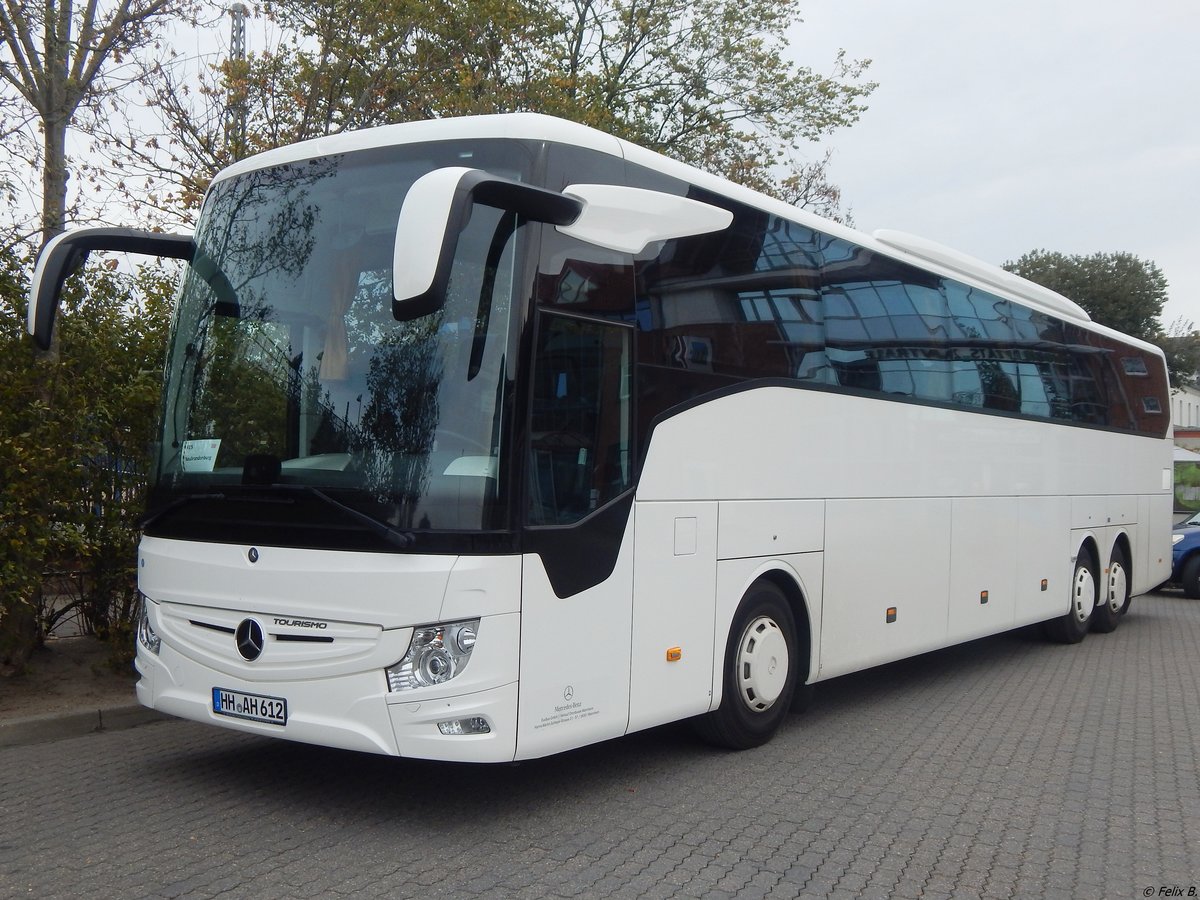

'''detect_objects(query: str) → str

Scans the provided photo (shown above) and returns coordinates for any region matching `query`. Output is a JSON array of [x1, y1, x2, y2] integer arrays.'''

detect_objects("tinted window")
[[632, 182, 830, 446], [816, 245, 1169, 432], [623, 162, 1168, 439], [528, 314, 633, 525]]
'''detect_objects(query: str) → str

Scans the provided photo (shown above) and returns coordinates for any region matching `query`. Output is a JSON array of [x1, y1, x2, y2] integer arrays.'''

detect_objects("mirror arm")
[[392, 168, 583, 322], [28, 227, 194, 350], [391, 168, 734, 321]]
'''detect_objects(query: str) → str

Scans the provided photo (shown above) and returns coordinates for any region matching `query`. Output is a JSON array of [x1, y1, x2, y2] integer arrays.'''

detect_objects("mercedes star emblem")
[[235, 618, 265, 661]]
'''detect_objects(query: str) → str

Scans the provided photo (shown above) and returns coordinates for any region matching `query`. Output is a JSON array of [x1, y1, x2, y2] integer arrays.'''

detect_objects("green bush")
[[0, 246, 173, 673]]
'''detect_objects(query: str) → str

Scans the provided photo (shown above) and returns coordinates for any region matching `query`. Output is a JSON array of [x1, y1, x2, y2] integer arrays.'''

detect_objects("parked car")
[[1171, 511, 1200, 596]]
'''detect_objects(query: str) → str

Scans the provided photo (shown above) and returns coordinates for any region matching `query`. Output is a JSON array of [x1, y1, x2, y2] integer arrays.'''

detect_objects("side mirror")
[[558, 183, 734, 254], [28, 227, 193, 350], [392, 168, 582, 321], [392, 169, 734, 321]]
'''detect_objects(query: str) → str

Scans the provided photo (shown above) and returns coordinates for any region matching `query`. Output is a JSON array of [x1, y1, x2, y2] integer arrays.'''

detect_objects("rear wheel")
[[694, 581, 798, 750], [1091, 546, 1128, 633], [1044, 552, 1096, 644]]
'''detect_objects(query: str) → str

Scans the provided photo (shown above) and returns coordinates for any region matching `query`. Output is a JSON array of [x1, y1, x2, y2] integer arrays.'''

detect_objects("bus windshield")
[[151, 140, 534, 545]]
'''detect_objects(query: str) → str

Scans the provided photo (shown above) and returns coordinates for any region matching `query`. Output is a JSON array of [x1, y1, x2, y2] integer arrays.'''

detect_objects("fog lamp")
[[437, 717, 491, 736], [386, 619, 480, 692]]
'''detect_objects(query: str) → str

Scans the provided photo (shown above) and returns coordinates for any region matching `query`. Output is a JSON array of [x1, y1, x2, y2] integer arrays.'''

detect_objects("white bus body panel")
[[716, 500, 825, 560], [1139, 493, 1175, 591], [638, 388, 1170, 504], [515, 524, 635, 760], [948, 497, 1020, 643], [1015, 496, 1072, 625], [627, 501, 718, 733], [637, 386, 1173, 682], [135, 537, 524, 761], [821, 498, 953, 678]]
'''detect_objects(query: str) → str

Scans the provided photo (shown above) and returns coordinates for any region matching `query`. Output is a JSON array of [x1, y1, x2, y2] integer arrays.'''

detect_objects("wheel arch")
[[1110, 530, 1132, 572], [711, 557, 822, 714], [1073, 533, 1101, 573]]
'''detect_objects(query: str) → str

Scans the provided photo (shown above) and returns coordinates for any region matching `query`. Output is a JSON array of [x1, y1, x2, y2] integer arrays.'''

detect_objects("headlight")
[[137, 595, 161, 655], [1173, 534, 1186, 545], [386, 619, 479, 692]]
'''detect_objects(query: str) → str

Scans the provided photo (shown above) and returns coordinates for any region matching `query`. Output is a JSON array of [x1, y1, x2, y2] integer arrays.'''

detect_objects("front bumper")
[[135, 615, 520, 763]]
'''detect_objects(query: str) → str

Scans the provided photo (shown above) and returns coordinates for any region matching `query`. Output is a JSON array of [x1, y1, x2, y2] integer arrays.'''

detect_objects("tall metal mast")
[[225, 3, 249, 158]]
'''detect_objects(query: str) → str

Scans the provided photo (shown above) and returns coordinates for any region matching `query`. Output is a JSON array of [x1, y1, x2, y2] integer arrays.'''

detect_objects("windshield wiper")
[[141, 485, 414, 549], [138, 492, 227, 531], [244, 483, 416, 548]]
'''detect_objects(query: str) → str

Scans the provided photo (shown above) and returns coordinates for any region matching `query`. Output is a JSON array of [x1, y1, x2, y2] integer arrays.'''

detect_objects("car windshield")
[[151, 140, 535, 544]]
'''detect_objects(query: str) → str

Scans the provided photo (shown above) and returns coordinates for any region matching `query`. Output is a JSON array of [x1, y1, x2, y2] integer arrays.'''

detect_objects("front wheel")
[[1044, 552, 1097, 644], [693, 581, 798, 750]]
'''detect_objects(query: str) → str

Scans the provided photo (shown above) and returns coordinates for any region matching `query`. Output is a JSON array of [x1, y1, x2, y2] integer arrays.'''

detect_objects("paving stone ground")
[[1, 589, 1198, 899]]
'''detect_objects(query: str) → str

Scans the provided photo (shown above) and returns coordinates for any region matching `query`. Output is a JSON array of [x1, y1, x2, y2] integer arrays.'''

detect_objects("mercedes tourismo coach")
[[28, 114, 1173, 761]]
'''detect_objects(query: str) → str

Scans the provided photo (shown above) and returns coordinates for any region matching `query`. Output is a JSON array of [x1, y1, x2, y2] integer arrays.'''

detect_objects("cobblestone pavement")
[[2, 590, 1198, 900]]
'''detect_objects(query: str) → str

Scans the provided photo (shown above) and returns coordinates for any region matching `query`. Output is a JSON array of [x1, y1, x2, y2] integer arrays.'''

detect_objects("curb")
[[0, 705, 167, 749]]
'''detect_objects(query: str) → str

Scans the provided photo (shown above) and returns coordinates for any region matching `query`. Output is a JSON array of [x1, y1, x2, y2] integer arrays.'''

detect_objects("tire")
[[791, 681, 816, 714], [1091, 545, 1128, 633], [1044, 552, 1097, 644], [1182, 555, 1200, 600], [694, 581, 798, 750], [1115, 544, 1134, 615]]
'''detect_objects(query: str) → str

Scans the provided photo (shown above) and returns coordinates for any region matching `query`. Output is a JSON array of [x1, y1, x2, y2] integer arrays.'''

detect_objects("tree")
[[1003, 249, 1194, 385], [0, 249, 50, 672], [1161, 317, 1200, 390], [0, 0, 199, 246], [550, 0, 873, 189], [1003, 250, 1167, 341], [91, 0, 565, 218], [775, 150, 854, 226], [108, 0, 874, 220]]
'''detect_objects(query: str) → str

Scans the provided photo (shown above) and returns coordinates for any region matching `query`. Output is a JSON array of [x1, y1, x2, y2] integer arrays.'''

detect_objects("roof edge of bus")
[[870, 229, 1091, 323], [209, 113, 623, 185]]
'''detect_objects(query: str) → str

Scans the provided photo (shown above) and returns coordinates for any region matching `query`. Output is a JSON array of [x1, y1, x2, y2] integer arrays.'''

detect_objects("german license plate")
[[212, 688, 287, 726]]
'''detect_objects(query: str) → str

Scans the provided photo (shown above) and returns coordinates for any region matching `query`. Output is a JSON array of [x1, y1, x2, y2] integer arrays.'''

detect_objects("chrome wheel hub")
[[1073, 565, 1096, 624], [1108, 562, 1127, 614], [736, 615, 789, 712]]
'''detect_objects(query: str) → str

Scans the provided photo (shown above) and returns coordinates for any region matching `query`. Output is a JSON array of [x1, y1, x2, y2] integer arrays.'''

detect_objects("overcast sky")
[[790, 0, 1200, 330]]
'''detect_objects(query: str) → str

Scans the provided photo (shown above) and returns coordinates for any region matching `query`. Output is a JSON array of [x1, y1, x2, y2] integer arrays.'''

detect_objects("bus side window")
[[528, 313, 633, 526]]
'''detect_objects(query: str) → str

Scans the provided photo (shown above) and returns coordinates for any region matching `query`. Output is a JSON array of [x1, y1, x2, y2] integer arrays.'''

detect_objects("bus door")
[[516, 245, 638, 759]]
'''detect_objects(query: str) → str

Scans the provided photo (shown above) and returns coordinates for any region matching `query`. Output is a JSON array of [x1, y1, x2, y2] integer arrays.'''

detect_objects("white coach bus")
[[29, 114, 1173, 761]]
